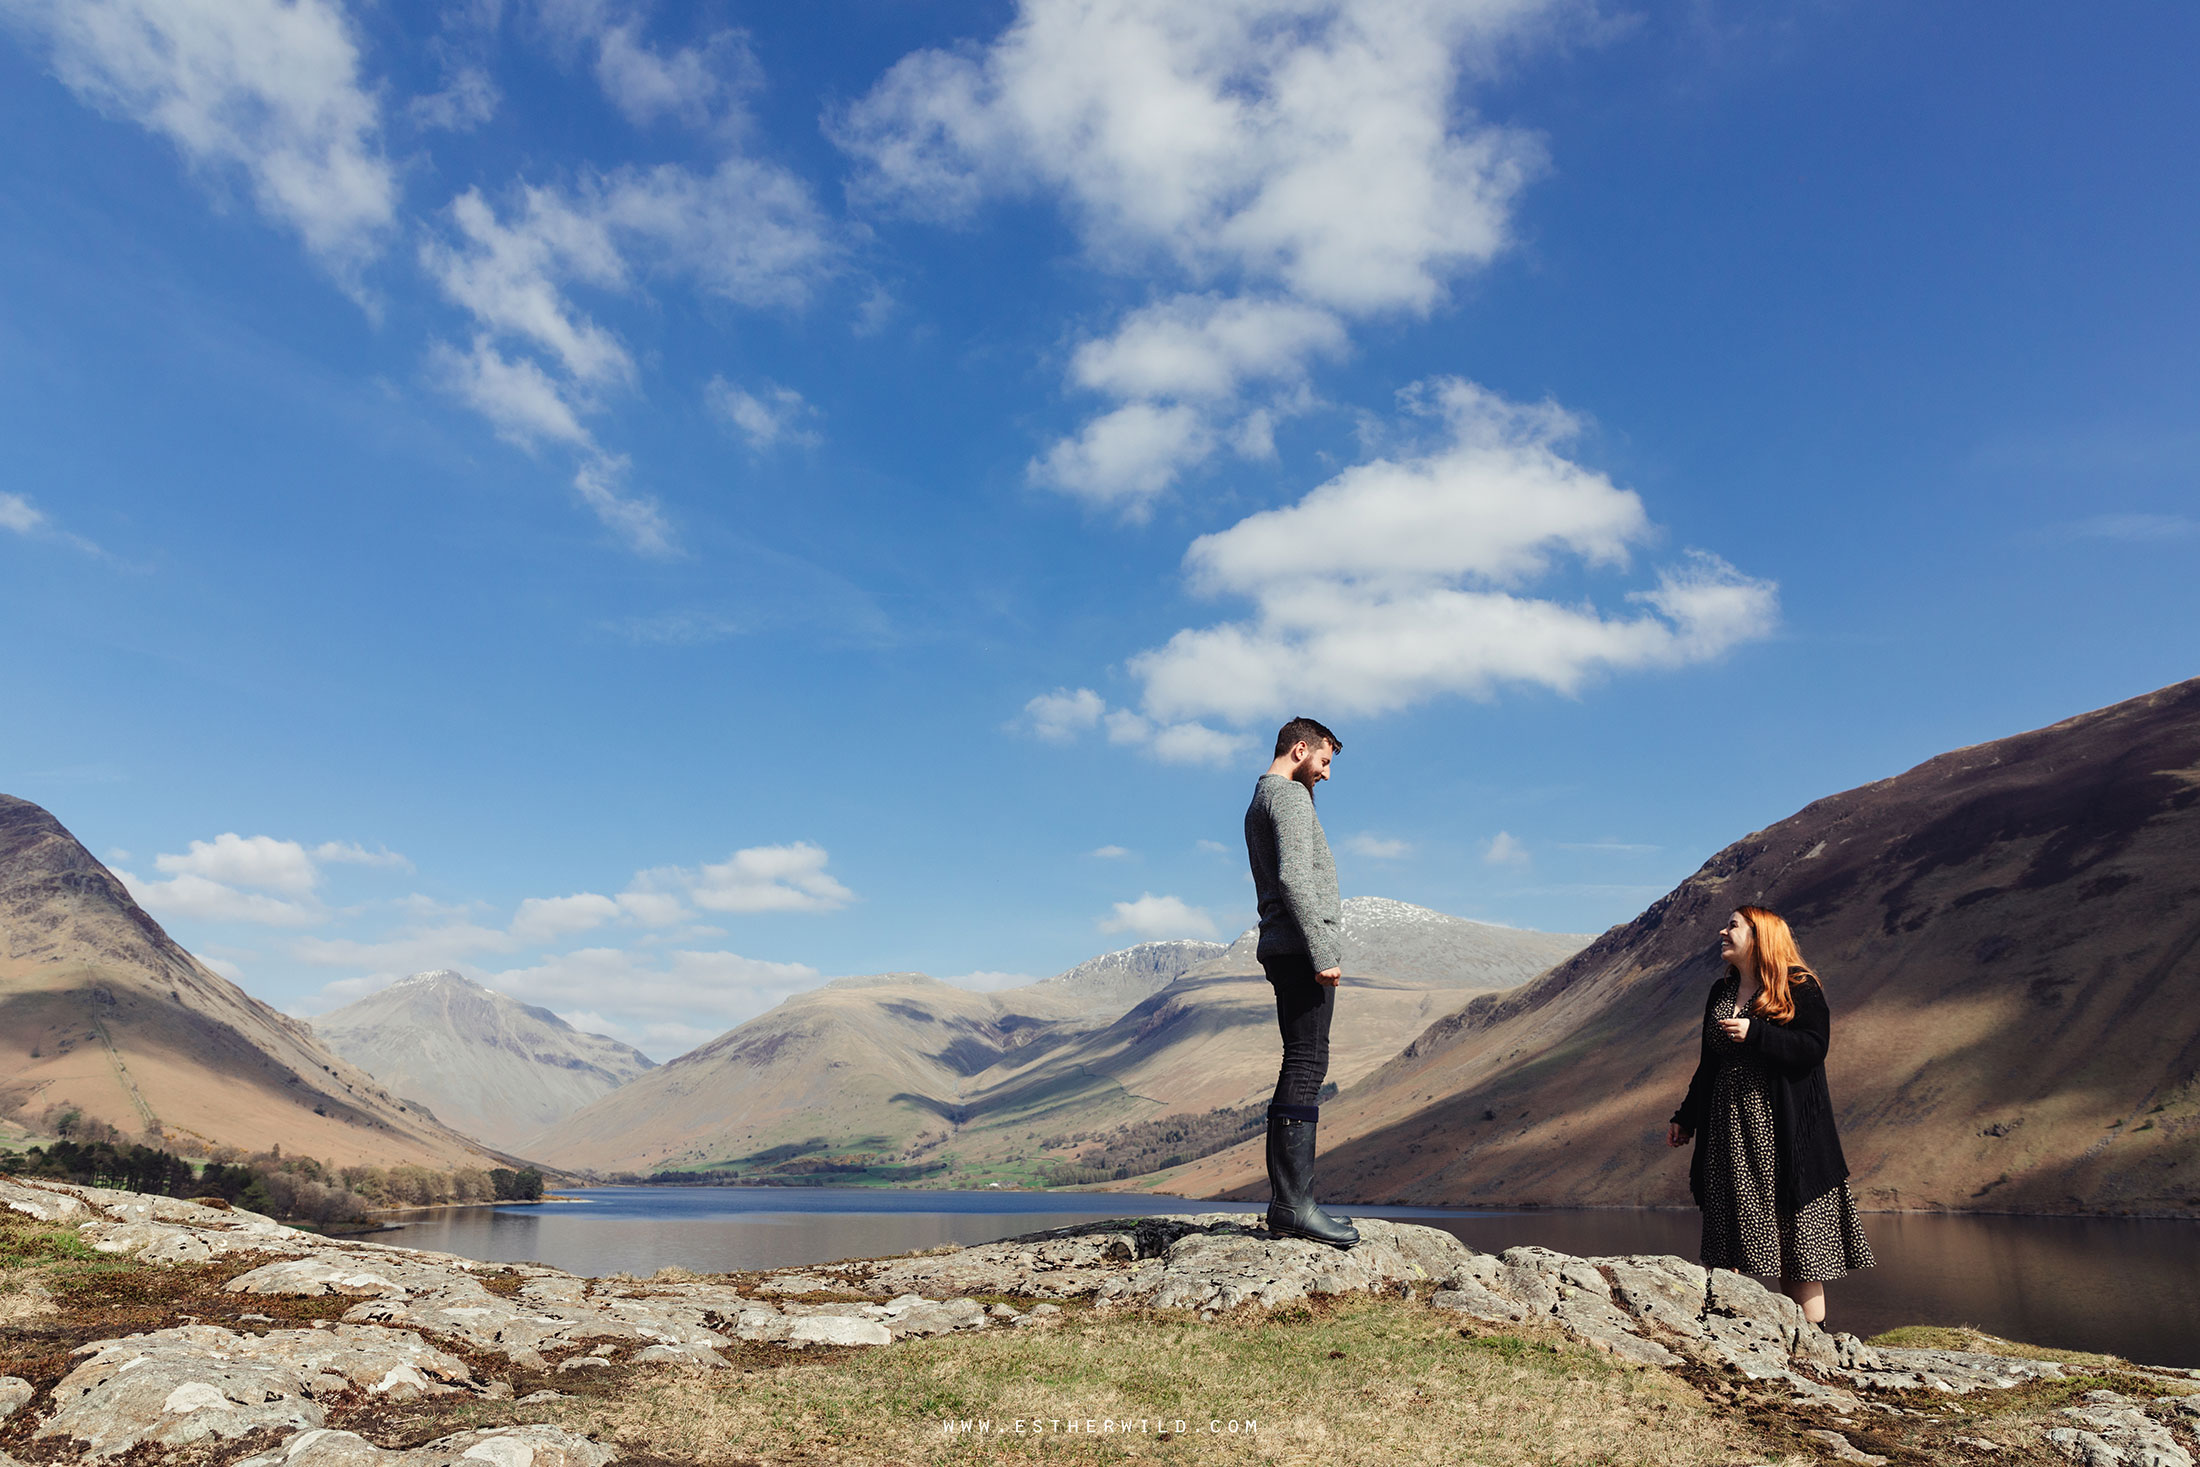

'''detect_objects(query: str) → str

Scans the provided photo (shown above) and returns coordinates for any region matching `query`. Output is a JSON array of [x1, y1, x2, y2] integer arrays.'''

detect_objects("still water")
[[390, 1188, 2200, 1369]]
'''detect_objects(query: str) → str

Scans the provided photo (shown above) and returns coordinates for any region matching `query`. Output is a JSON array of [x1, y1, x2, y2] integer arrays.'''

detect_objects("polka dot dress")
[[1699, 975, 1874, 1281]]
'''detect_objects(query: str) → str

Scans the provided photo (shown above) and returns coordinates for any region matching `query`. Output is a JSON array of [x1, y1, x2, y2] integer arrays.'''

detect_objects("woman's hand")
[[1717, 1015, 1751, 1042], [1666, 1122, 1691, 1148]]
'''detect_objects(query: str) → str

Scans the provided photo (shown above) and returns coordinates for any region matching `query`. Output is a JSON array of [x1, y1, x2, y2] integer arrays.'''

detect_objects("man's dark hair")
[[1273, 716, 1341, 758]]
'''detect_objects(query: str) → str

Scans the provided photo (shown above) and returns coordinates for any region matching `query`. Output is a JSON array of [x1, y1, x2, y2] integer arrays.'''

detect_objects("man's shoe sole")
[[1265, 1219, 1359, 1250]]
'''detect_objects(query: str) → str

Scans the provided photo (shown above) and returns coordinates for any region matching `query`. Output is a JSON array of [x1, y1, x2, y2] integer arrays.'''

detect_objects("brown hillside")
[[0, 795, 507, 1169], [1145, 676, 2200, 1216]]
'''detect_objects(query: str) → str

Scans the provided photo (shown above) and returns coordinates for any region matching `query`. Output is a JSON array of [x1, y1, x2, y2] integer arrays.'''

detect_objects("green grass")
[[0, 1218, 102, 1270]]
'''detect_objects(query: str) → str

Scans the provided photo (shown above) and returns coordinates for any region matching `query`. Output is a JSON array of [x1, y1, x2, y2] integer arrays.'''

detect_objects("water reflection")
[[390, 1190, 2200, 1368], [391, 1187, 1262, 1278]]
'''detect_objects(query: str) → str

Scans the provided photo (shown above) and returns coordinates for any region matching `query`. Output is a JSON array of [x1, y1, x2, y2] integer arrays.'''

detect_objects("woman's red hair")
[[1733, 905, 1817, 1023]]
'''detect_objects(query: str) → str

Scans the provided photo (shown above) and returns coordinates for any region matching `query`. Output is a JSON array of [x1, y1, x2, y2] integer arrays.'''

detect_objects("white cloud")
[[418, 159, 830, 549], [430, 337, 594, 448], [1090, 844, 1131, 859], [197, 953, 245, 982], [1022, 688, 1246, 768], [154, 833, 321, 896], [630, 842, 856, 915], [408, 65, 499, 132], [839, 0, 1558, 504], [9, 0, 397, 282], [707, 377, 819, 451], [293, 920, 517, 974], [1022, 686, 1105, 741], [939, 969, 1042, 993], [1556, 839, 1660, 854], [1194, 838, 1229, 854], [1069, 295, 1348, 403], [1147, 720, 1250, 766], [312, 841, 412, 871], [482, 945, 823, 1058], [615, 890, 690, 927], [571, 453, 674, 556], [0, 493, 46, 534], [1099, 892, 1217, 940], [1103, 708, 1150, 745], [1185, 384, 1645, 592], [837, 0, 1546, 307], [125, 869, 322, 927], [1128, 380, 1779, 724], [1033, 295, 1346, 512], [1028, 401, 1212, 514], [598, 159, 832, 307], [594, 19, 752, 129], [0, 491, 102, 555], [423, 187, 634, 389], [510, 892, 623, 943], [1344, 834, 1411, 859], [1484, 830, 1529, 866]]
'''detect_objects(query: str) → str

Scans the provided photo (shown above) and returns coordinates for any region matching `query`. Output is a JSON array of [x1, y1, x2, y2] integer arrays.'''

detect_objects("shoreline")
[[545, 1179, 2200, 1221]]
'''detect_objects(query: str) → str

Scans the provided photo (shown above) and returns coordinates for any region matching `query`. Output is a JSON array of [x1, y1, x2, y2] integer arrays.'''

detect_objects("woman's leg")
[[1781, 1277, 1826, 1324]]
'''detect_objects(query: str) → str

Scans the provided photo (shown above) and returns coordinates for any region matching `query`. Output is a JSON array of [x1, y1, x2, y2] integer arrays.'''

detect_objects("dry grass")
[[515, 1299, 1796, 1467], [1866, 1323, 2200, 1385]]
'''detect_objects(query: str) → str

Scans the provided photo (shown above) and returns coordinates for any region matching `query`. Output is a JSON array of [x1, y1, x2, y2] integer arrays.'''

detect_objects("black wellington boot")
[[1264, 1115, 1359, 1249]]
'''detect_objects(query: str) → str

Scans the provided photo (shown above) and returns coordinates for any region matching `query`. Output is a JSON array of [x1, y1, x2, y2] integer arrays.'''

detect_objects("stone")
[[2045, 1395, 2195, 1467], [233, 1425, 615, 1466], [35, 1325, 469, 1458], [795, 1214, 1476, 1311], [785, 1315, 893, 1348], [884, 1298, 989, 1339], [1803, 1428, 1889, 1465], [632, 1343, 728, 1369], [0, 1377, 31, 1420]]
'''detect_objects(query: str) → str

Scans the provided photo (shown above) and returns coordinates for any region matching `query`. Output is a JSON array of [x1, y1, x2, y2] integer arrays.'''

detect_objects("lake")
[[388, 1187, 2200, 1369]]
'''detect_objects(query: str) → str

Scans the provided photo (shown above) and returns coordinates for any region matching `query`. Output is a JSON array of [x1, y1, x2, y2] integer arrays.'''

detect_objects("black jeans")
[[1261, 953, 1333, 1115]]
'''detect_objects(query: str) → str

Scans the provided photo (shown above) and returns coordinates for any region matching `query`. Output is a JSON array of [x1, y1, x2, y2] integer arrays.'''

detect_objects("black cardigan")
[[1671, 969, 1850, 1212]]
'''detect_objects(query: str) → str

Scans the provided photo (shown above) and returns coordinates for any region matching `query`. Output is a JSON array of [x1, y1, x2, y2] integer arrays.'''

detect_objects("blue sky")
[[3, 0, 2195, 1059]]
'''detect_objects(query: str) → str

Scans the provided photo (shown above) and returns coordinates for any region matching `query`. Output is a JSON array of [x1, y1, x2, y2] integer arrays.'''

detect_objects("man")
[[1244, 715, 1357, 1249]]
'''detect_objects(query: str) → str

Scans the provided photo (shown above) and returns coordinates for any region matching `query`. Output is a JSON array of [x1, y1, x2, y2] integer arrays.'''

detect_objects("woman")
[[1667, 905, 1872, 1324]]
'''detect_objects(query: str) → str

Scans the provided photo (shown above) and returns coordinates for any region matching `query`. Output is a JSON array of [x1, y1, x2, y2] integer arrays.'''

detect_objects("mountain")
[[1145, 676, 2200, 1217], [313, 971, 656, 1151], [1028, 939, 1226, 1015], [530, 900, 1589, 1177], [0, 796, 503, 1169], [1184, 896, 1591, 986]]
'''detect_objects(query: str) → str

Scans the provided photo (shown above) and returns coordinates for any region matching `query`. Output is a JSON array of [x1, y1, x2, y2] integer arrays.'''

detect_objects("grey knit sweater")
[[1244, 773, 1343, 973]]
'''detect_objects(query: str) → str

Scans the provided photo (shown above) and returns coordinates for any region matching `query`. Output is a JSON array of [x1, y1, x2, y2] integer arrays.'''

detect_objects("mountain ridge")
[[529, 897, 1588, 1177], [313, 970, 656, 1152], [0, 795, 504, 1170]]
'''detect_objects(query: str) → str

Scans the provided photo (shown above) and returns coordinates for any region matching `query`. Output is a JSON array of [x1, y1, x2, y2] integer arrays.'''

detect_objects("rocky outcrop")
[[37, 1325, 473, 1457], [7, 1174, 2200, 1467], [233, 1426, 614, 1467]]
